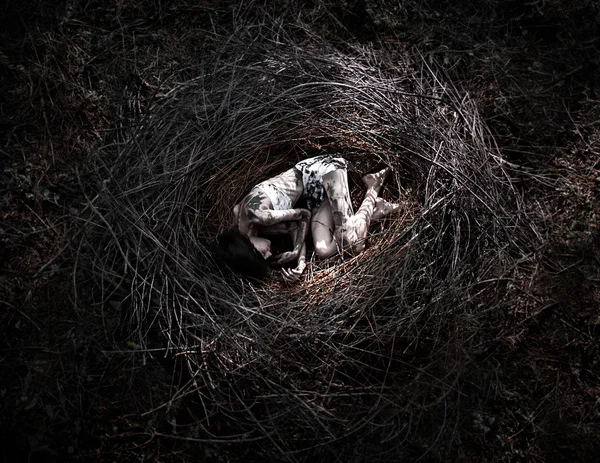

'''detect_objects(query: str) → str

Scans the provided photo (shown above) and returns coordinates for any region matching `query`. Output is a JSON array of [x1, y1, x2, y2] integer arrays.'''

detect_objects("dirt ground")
[[1, 1, 599, 461]]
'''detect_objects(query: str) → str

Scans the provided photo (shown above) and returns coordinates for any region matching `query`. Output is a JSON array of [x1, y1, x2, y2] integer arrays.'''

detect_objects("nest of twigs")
[[75, 29, 532, 461]]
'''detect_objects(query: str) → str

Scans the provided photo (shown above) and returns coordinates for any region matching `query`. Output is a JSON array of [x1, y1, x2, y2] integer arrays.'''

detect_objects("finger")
[[285, 273, 298, 282], [278, 254, 295, 265], [292, 265, 305, 275], [282, 268, 299, 282], [289, 269, 302, 279]]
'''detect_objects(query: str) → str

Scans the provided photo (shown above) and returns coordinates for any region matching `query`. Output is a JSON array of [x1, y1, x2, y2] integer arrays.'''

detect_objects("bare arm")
[[282, 242, 307, 282], [271, 209, 311, 264], [239, 187, 307, 232], [258, 221, 299, 235], [247, 208, 310, 227]]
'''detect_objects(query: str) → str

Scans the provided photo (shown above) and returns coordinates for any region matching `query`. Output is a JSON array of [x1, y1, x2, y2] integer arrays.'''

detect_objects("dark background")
[[1, 1, 599, 461]]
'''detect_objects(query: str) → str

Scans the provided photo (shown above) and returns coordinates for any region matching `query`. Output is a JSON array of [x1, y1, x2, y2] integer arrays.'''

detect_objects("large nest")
[[76, 31, 531, 460]]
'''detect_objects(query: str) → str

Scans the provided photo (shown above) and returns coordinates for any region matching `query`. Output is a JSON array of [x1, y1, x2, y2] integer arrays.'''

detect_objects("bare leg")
[[322, 167, 390, 255], [310, 196, 398, 260], [321, 168, 354, 230], [311, 200, 337, 259], [348, 168, 389, 252], [372, 198, 401, 221], [363, 174, 400, 220]]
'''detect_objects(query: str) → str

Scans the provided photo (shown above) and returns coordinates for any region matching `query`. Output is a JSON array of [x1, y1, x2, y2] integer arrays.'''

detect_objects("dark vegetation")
[[1, 1, 599, 461]]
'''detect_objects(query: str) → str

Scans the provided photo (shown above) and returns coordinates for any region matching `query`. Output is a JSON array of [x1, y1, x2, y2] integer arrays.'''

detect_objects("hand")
[[271, 250, 298, 265], [282, 261, 306, 282], [299, 209, 311, 220]]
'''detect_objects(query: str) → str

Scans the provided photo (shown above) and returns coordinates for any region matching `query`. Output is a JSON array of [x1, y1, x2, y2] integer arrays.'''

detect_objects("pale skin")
[[234, 163, 399, 281], [234, 167, 311, 267]]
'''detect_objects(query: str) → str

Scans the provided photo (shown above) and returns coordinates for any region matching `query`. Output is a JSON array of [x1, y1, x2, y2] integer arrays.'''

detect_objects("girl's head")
[[248, 236, 272, 260], [217, 229, 269, 281]]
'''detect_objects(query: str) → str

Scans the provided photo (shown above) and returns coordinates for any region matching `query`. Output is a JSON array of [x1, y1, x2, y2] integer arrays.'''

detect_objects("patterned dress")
[[294, 156, 348, 210], [252, 180, 294, 210]]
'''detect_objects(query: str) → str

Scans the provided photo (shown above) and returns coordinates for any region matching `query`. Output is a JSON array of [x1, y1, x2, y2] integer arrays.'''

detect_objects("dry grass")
[[2, 1, 598, 461], [73, 15, 534, 459]]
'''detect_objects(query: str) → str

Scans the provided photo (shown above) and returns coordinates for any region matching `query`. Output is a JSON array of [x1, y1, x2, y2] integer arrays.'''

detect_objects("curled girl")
[[218, 155, 399, 281]]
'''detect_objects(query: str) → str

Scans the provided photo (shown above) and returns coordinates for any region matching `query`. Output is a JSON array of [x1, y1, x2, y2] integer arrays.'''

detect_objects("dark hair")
[[217, 229, 268, 281]]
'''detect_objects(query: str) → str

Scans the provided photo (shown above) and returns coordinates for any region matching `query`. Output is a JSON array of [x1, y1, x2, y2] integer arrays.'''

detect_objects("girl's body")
[[231, 156, 398, 280]]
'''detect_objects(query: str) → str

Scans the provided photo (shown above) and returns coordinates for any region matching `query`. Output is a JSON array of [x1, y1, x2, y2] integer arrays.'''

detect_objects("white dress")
[[252, 180, 294, 210], [294, 156, 348, 210], [248, 156, 348, 211]]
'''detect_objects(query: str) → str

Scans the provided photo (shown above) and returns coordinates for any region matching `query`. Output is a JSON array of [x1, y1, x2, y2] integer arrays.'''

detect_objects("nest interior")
[[77, 32, 532, 459]]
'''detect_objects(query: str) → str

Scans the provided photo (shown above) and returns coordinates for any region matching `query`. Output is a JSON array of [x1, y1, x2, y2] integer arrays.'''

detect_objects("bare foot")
[[373, 198, 401, 221], [362, 167, 391, 189]]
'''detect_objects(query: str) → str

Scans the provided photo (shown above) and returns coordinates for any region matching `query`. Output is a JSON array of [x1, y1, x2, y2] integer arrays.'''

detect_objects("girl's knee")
[[314, 237, 337, 259]]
